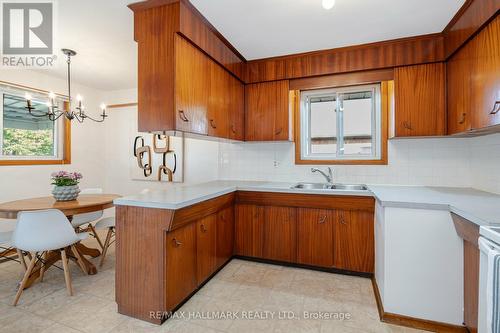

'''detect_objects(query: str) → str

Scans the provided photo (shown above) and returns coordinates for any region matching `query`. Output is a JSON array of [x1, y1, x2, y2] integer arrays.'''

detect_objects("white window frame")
[[300, 84, 382, 161], [0, 86, 64, 161]]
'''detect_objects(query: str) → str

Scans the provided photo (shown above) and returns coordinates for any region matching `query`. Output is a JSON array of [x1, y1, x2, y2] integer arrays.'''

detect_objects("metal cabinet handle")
[[403, 121, 413, 130], [231, 124, 237, 134], [275, 127, 283, 136], [490, 101, 500, 115], [318, 215, 327, 224], [339, 217, 347, 225], [458, 113, 467, 124], [172, 238, 183, 247], [201, 224, 208, 233], [210, 119, 217, 129], [179, 110, 189, 122]]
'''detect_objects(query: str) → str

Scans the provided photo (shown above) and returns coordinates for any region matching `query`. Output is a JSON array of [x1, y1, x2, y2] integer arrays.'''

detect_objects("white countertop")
[[113, 180, 372, 210], [369, 185, 500, 226], [114, 181, 500, 226]]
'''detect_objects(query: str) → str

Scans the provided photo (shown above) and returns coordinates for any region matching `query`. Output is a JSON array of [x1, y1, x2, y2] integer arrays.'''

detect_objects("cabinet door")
[[262, 207, 297, 263], [228, 77, 245, 141], [175, 35, 209, 135], [394, 63, 446, 137], [165, 223, 197, 310], [245, 80, 289, 141], [196, 214, 217, 284], [216, 206, 234, 268], [208, 61, 229, 138], [447, 44, 472, 134], [297, 208, 334, 268], [333, 210, 374, 273], [470, 17, 500, 129], [234, 204, 264, 257]]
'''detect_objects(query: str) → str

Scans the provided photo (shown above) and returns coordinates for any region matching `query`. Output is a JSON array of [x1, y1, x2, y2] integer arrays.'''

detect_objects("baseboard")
[[371, 278, 468, 333]]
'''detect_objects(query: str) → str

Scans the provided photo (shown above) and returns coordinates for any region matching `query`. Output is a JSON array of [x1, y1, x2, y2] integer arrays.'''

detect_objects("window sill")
[[294, 157, 388, 165], [0, 159, 71, 166]]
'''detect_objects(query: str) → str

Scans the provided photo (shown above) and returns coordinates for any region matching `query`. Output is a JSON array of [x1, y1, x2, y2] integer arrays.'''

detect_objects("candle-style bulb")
[[25, 93, 32, 101], [48, 92, 56, 99], [100, 103, 106, 111], [76, 94, 83, 102]]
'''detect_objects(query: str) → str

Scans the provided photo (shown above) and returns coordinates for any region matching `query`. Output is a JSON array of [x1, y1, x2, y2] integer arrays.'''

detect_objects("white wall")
[[469, 133, 500, 194], [102, 89, 220, 196], [218, 137, 473, 187], [0, 70, 107, 203]]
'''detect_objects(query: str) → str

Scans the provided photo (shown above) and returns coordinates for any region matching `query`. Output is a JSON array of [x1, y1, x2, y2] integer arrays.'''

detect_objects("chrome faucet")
[[311, 167, 334, 184]]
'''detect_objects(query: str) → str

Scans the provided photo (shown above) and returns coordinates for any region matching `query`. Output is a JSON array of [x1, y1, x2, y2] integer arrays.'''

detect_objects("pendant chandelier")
[[25, 48, 107, 123]]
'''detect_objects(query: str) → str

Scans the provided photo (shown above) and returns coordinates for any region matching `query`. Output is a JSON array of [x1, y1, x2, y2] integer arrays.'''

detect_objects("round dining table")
[[0, 194, 120, 288]]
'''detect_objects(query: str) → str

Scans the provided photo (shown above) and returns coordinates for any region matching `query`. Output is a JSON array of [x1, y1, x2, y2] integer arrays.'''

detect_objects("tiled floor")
[[0, 238, 425, 333]]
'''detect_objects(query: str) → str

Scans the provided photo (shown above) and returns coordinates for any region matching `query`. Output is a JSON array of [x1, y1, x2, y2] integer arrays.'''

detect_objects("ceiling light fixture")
[[25, 48, 108, 123], [322, 0, 335, 10]]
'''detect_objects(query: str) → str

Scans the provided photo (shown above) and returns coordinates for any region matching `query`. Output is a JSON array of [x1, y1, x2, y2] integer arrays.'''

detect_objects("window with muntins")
[[299, 84, 382, 162]]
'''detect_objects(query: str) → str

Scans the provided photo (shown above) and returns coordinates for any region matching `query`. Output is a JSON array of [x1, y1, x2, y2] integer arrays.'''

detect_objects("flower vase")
[[52, 185, 80, 201]]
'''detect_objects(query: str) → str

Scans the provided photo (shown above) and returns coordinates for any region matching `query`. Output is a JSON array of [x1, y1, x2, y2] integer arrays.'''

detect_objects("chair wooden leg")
[[89, 224, 104, 251], [60, 249, 73, 296], [71, 245, 87, 274], [13, 252, 37, 306], [99, 228, 113, 268], [17, 249, 27, 271], [39, 252, 47, 282]]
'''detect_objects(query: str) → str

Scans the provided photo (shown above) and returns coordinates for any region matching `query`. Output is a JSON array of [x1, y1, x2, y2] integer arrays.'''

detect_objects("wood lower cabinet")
[[393, 63, 446, 137], [216, 206, 234, 268], [262, 207, 297, 262], [234, 204, 264, 257], [196, 214, 217, 284], [245, 80, 290, 141], [333, 210, 375, 273], [296, 208, 335, 268], [165, 223, 197, 311]]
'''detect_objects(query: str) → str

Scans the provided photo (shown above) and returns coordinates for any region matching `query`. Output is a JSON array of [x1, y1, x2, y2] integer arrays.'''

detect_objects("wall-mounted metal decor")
[[130, 132, 184, 183]]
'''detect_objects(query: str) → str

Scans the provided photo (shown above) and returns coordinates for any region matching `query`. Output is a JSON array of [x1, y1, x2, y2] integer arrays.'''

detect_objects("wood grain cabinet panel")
[[245, 80, 290, 141], [196, 214, 217, 284], [333, 210, 374, 273], [297, 208, 334, 268], [165, 222, 197, 311], [228, 77, 245, 141], [234, 204, 264, 257], [447, 44, 472, 134], [208, 60, 229, 138], [216, 206, 234, 268], [175, 35, 209, 135], [393, 63, 446, 137], [262, 207, 297, 263], [470, 16, 500, 130]]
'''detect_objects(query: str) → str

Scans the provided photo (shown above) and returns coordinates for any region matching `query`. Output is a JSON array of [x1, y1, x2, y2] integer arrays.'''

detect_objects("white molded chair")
[[11, 209, 88, 306], [71, 188, 104, 250], [94, 216, 115, 267]]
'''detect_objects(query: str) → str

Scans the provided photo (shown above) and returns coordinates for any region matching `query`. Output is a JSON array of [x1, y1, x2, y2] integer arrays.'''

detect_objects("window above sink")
[[293, 78, 390, 165]]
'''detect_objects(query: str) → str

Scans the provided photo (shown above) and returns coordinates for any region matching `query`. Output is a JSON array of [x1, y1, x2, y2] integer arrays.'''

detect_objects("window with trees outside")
[[298, 83, 387, 165], [0, 84, 70, 165]]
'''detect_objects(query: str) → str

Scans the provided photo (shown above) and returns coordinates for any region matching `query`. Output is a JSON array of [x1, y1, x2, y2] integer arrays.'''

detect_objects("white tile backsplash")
[[217, 134, 499, 191]]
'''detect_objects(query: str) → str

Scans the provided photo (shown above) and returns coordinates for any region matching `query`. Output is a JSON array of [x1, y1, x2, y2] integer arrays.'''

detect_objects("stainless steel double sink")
[[291, 183, 368, 191]]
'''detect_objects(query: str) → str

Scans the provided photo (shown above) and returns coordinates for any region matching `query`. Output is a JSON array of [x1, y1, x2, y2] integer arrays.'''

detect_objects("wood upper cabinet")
[[262, 207, 297, 263], [228, 78, 245, 140], [165, 223, 197, 311], [469, 16, 500, 130], [234, 204, 264, 257], [245, 80, 290, 141], [216, 206, 234, 268], [393, 63, 446, 137], [208, 60, 229, 138], [296, 208, 334, 268], [196, 214, 217, 284], [333, 210, 374, 273], [447, 16, 500, 134], [447, 45, 472, 134], [175, 35, 209, 135]]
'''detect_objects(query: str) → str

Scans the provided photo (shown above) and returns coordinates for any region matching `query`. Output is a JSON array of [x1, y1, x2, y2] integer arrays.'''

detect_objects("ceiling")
[[36, 0, 465, 91], [191, 0, 466, 60]]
